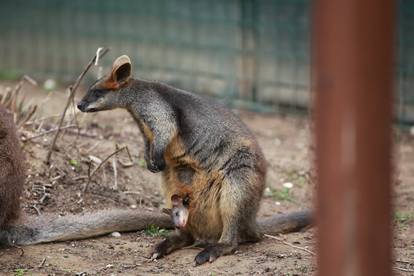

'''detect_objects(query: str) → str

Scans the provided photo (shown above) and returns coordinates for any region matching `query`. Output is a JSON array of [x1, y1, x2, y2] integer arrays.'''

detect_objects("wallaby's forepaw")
[[147, 159, 166, 173], [194, 245, 221, 266]]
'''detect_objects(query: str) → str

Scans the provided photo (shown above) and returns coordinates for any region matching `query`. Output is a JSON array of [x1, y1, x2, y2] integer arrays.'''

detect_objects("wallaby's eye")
[[174, 211, 179, 217], [89, 89, 110, 101], [93, 89, 105, 95]]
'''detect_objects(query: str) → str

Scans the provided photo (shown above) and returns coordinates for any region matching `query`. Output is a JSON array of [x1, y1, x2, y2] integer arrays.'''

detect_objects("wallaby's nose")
[[77, 102, 85, 112]]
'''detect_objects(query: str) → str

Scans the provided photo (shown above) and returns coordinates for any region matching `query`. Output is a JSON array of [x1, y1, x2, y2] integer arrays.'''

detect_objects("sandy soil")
[[0, 82, 412, 276]]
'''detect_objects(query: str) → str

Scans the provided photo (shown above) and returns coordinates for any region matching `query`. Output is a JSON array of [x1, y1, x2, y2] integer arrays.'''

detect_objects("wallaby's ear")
[[111, 55, 131, 84], [171, 194, 182, 207]]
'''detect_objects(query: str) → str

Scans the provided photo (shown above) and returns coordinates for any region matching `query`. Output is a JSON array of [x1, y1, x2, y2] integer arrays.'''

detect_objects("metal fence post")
[[313, 0, 395, 276]]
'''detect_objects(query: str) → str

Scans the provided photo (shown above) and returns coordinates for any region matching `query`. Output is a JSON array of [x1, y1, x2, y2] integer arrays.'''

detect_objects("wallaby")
[[77, 55, 312, 265]]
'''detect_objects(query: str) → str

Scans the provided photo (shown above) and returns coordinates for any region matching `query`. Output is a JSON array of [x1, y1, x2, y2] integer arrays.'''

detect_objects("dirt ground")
[[0, 81, 413, 276]]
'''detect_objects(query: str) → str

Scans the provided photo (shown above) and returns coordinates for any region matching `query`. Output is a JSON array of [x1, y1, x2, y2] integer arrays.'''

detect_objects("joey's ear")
[[111, 55, 131, 84], [162, 208, 172, 215], [171, 194, 182, 207]]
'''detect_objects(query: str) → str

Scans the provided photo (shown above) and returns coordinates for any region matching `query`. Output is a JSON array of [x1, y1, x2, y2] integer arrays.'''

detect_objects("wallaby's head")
[[77, 55, 132, 112]]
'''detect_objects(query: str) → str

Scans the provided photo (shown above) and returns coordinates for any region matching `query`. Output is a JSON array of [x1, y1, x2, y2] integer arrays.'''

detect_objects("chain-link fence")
[[0, 0, 412, 122]]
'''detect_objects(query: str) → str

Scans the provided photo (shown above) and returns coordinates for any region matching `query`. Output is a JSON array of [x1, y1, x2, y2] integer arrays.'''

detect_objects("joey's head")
[[77, 55, 132, 112], [162, 194, 191, 229]]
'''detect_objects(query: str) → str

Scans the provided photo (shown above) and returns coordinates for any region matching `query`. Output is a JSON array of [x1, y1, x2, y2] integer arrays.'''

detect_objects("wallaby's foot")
[[150, 230, 194, 260], [194, 243, 236, 266]]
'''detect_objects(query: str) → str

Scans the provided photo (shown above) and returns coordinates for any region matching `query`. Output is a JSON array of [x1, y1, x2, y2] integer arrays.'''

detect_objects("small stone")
[[264, 187, 272, 197], [283, 182, 294, 189], [43, 79, 57, 90], [111, 232, 121, 238]]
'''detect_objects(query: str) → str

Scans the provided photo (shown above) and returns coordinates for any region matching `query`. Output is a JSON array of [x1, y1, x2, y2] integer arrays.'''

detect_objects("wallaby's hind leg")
[[240, 220, 263, 243], [195, 167, 263, 265], [151, 230, 194, 260], [239, 195, 263, 243], [195, 166, 264, 265], [194, 180, 240, 265]]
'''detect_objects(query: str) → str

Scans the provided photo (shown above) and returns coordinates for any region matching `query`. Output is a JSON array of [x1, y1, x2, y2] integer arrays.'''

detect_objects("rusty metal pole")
[[313, 1, 395, 276]]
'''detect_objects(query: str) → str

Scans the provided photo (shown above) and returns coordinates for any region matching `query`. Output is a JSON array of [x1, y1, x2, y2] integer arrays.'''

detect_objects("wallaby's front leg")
[[148, 138, 167, 172], [151, 230, 194, 260], [146, 119, 177, 172], [143, 110, 177, 173], [143, 139, 157, 172]]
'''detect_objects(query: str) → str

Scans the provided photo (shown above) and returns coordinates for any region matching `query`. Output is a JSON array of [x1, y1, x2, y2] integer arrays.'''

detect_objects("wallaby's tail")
[[0, 209, 312, 246], [0, 209, 173, 246], [258, 210, 313, 235]]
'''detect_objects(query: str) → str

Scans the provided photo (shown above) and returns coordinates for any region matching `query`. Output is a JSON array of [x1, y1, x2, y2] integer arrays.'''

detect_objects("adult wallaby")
[[77, 55, 312, 265]]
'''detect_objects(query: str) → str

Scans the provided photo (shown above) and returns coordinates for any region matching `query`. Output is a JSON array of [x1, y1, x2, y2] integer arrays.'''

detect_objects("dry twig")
[[112, 158, 118, 190], [264, 233, 315, 256], [38, 257, 47, 268], [83, 146, 130, 192], [0, 75, 38, 125], [11, 244, 24, 257], [46, 48, 109, 164], [395, 267, 414, 273], [22, 124, 77, 141], [31, 205, 41, 216], [116, 143, 134, 167]]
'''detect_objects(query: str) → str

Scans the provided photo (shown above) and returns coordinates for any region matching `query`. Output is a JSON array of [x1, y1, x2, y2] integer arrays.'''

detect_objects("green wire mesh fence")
[[0, 0, 412, 122]]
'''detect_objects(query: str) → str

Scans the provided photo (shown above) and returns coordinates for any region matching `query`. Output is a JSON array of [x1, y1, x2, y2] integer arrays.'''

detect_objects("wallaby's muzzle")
[[77, 101, 88, 112], [77, 100, 98, 112]]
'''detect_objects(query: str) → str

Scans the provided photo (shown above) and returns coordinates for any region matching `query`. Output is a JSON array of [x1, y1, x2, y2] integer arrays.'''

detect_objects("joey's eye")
[[183, 196, 190, 206], [174, 211, 179, 217]]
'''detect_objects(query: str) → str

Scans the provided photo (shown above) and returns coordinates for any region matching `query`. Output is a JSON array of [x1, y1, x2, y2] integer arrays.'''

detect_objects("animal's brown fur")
[[0, 105, 25, 228]]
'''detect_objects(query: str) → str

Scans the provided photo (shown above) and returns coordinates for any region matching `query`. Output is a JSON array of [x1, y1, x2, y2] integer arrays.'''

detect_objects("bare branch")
[[46, 48, 110, 164], [264, 234, 315, 256], [22, 125, 77, 142]]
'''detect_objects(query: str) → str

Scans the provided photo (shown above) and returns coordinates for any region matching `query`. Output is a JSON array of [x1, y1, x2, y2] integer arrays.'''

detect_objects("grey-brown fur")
[[78, 55, 312, 265], [0, 105, 25, 228]]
